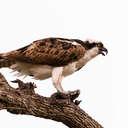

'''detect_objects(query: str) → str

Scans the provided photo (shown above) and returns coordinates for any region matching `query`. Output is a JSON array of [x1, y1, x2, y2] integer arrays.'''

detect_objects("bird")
[[0, 37, 108, 94]]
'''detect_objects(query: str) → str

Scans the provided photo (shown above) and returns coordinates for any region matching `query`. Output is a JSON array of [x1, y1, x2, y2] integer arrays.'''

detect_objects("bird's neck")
[[76, 47, 99, 69], [84, 47, 99, 60]]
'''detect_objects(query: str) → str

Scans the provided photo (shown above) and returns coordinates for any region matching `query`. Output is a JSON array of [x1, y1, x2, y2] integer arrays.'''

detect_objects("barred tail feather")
[[0, 54, 3, 59], [0, 54, 4, 68], [0, 54, 14, 68]]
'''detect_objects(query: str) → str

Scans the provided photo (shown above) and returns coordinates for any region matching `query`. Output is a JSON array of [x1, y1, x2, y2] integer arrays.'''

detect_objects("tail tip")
[[0, 54, 4, 59]]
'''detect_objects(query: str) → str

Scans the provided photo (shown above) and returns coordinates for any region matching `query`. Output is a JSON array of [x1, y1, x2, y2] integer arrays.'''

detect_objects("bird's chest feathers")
[[62, 53, 91, 76], [75, 54, 89, 69]]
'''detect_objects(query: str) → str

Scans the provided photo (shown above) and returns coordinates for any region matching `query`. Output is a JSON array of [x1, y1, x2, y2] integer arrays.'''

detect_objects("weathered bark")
[[0, 72, 103, 128]]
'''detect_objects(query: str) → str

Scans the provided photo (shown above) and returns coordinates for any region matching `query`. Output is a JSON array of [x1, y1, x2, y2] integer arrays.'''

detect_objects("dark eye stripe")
[[84, 42, 96, 49]]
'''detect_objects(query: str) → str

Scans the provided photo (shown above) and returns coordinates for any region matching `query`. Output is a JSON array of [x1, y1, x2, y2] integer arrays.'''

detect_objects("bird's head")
[[83, 40, 108, 57]]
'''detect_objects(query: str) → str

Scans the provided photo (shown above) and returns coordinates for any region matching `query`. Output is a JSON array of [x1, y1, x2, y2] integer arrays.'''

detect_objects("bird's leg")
[[52, 67, 66, 94]]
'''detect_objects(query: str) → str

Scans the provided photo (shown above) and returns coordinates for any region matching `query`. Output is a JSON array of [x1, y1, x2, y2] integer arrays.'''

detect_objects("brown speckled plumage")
[[1, 37, 86, 67], [0, 37, 108, 93]]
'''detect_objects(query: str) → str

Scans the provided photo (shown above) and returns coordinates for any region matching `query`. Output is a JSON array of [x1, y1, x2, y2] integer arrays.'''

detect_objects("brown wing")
[[3, 38, 86, 66]]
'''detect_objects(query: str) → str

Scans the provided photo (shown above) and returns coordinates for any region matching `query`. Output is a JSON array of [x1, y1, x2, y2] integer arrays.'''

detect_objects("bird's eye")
[[97, 42, 103, 47]]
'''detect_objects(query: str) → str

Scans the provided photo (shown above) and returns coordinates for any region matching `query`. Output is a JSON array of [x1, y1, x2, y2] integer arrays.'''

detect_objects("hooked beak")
[[99, 47, 108, 56]]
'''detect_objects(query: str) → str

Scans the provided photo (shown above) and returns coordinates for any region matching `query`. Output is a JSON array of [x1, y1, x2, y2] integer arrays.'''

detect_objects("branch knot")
[[11, 79, 37, 95]]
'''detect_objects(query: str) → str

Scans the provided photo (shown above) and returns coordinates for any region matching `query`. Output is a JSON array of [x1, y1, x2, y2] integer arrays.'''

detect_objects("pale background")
[[0, 0, 126, 128]]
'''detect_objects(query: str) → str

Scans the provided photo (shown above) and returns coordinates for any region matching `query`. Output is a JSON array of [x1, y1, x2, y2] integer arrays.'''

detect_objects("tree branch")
[[0, 72, 103, 128]]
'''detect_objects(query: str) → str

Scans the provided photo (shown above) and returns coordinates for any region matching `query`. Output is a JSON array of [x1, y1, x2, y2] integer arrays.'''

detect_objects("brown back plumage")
[[1, 37, 86, 67]]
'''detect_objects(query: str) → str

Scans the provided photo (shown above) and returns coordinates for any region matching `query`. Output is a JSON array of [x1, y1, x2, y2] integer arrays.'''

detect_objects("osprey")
[[0, 37, 108, 93]]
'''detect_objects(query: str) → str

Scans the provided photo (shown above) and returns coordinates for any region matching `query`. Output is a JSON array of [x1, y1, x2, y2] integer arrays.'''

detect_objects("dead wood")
[[0, 72, 103, 128]]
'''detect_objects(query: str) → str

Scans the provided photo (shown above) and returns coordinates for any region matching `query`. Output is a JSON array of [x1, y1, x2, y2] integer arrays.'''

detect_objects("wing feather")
[[4, 38, 86, 66]]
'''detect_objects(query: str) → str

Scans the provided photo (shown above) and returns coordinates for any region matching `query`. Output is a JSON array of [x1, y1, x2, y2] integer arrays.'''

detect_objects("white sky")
[[0, 0, 126, 128]]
